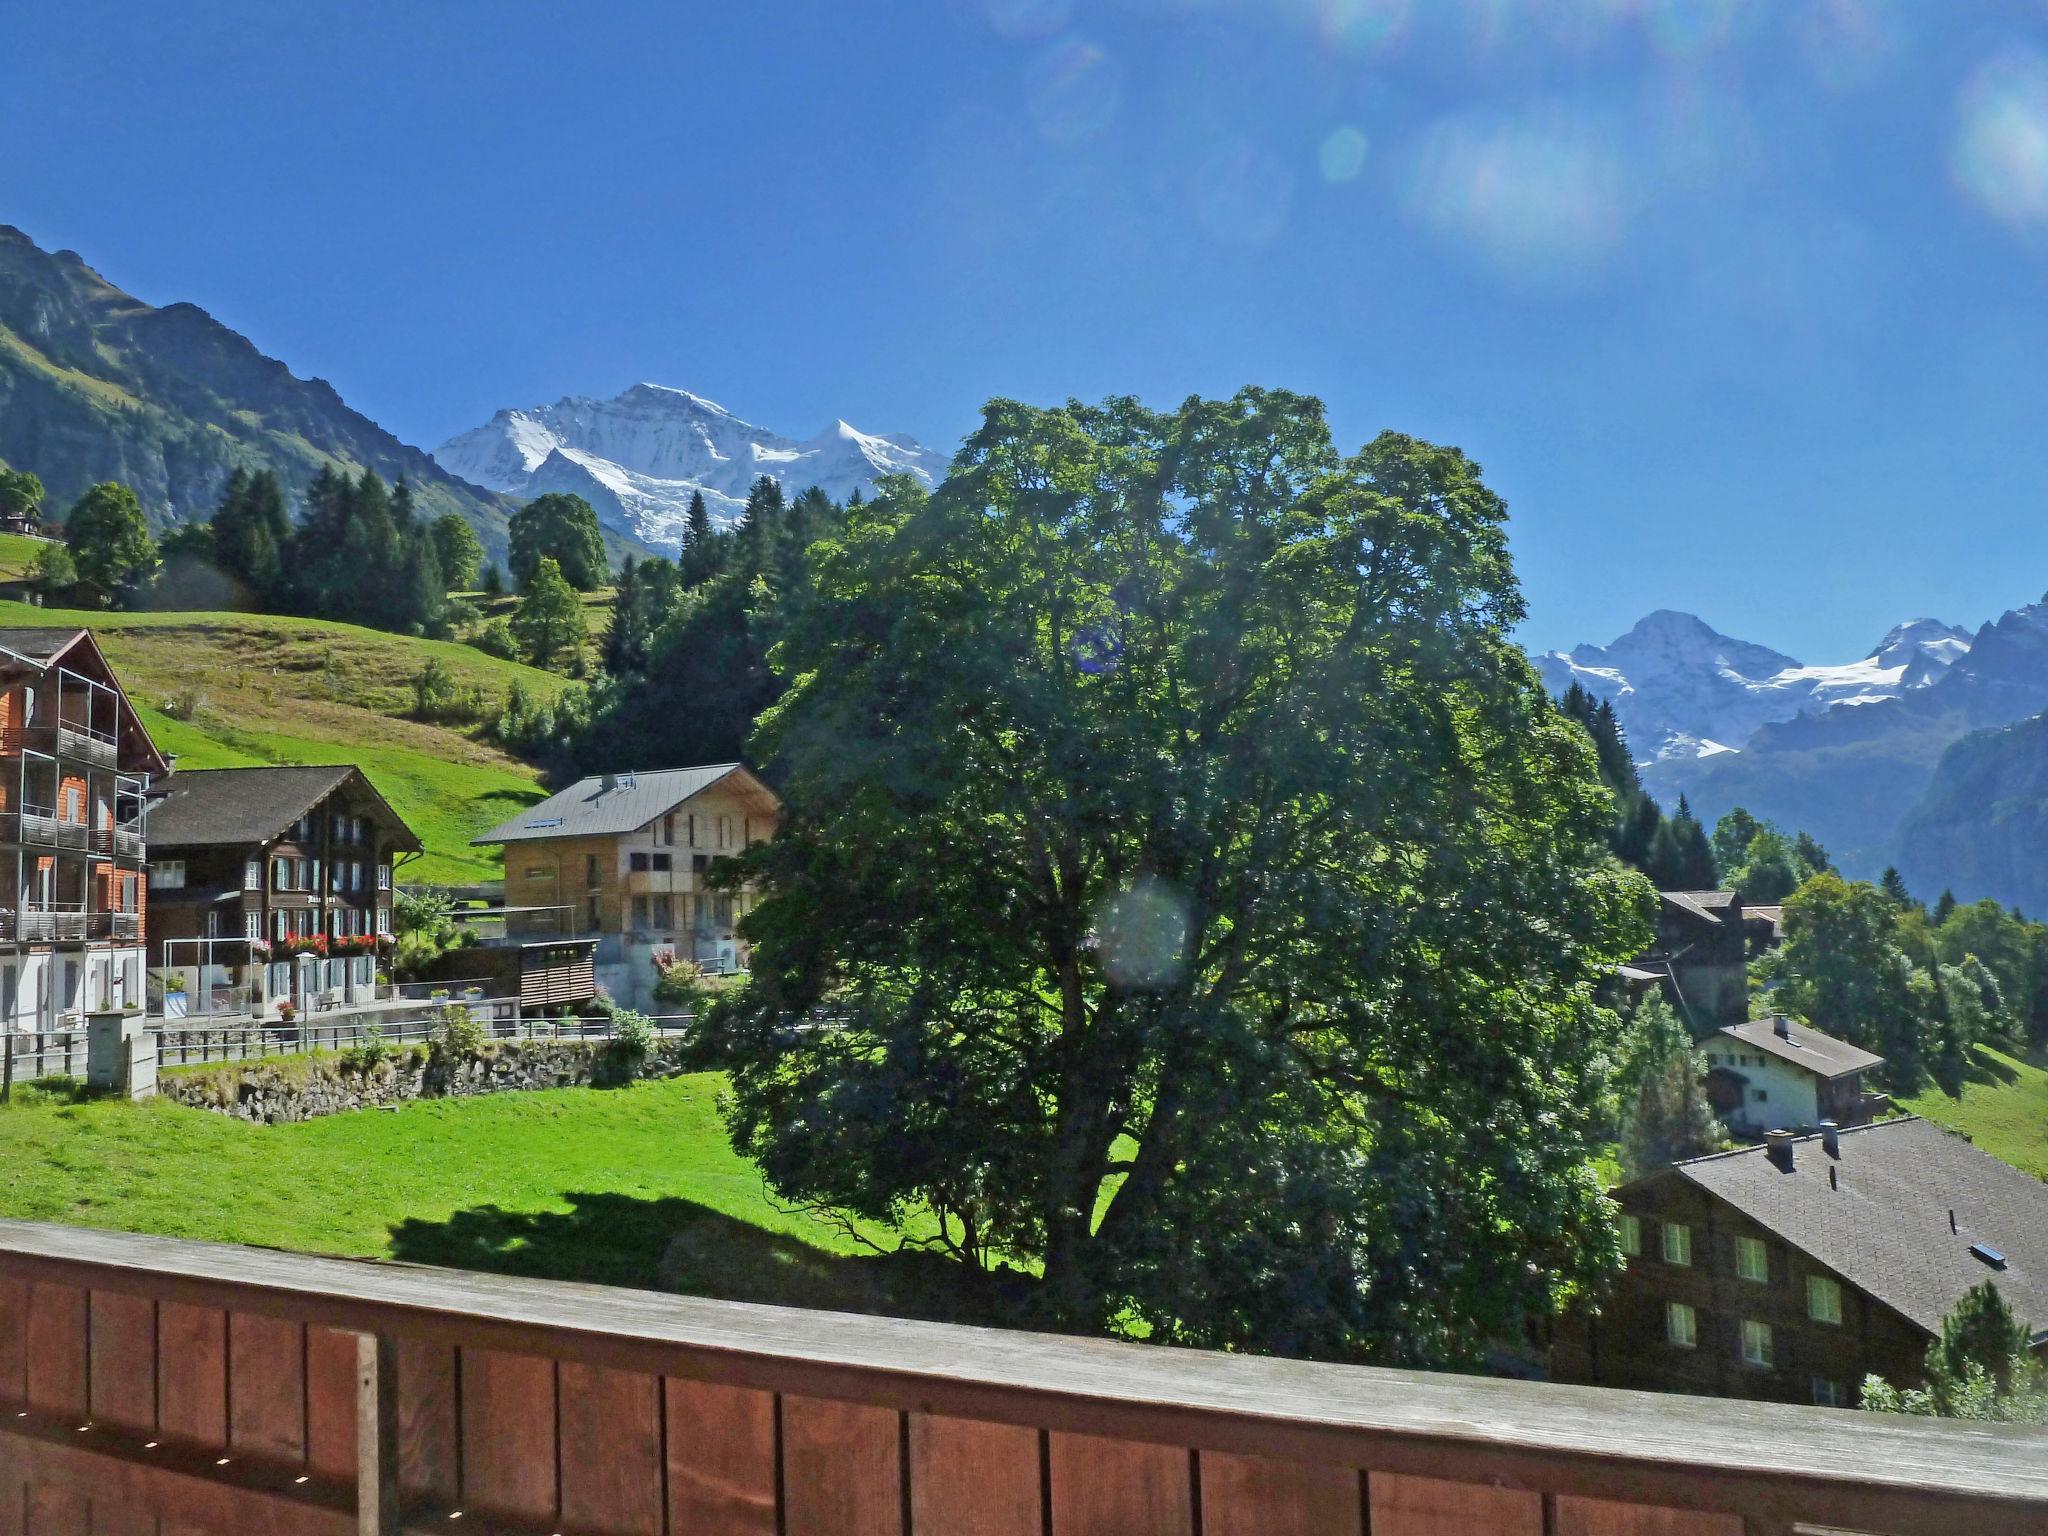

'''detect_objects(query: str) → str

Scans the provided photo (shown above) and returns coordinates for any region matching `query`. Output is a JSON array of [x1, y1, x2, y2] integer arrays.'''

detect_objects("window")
[[272, 858, 288, 889], [651, 894, 671, 929], [632, 896, 650, 930], [1741, 1319, 1773, 1369], [273, 911, 288, 941], [376, 905, 390, 935], [650, 852, 671, 872], [1665, 1301, 1696, 1349], [149, 860, 185, 890], [692, 853, 710, 876], [630, 852, 650, 873], [688, 813, 697, 846], [376, 864, 391, 890], [1736, 1236, 1768, 1283], [1619, 1214, 1641, 1258], [244, 859, 261, 891], [1662, 1222, 1692, 1267], [245, 911, 260, 940], [1807, 1274, 1842, 1325], [719, 814, 733, 849], [524, 866, 548, 881], [1811, 1377, 1845, 1408], [663, 814, 675, 846], [586, 855, 599, 887]]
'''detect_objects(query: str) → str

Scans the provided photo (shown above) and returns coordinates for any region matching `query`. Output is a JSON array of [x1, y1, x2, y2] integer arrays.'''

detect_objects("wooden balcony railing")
[[0, 1221, 2037, 1536]]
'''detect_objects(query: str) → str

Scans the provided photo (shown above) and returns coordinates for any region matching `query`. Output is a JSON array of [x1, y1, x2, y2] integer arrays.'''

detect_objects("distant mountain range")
[[1541, 602, 2048, 908], [434, 384, 949, 553], [0, 225, 517, 556]]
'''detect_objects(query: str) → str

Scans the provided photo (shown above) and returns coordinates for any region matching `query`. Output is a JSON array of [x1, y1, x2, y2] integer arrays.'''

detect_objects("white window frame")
[[1811, 1376, 1845, 1407], [1807, 1274, 1842, 1325], [1662, 1222, 1692, 1267], [1736, 1236, 1768, 1283], [1741, 1319, 1774, 1369], [244, 859, 261, 891], [149, 860, 186, 891], [1665, 1301, 1697, 1349], [1619, 1214, 1641, 1258]]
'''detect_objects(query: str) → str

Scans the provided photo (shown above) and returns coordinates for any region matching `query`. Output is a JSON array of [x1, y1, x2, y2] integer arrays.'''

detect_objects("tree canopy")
[[430, 511, 485, 592], [1862, 1281, 2047, 1421], [692, 391, 1652, 1362], [511, 556, 585, 669], [64, 481, 158, 592], [0, 468, 45, 520], [509, 492, 608, 590]]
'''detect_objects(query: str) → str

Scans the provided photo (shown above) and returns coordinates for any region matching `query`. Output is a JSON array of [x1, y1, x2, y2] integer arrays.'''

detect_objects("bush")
[[431, 1004, 487, 1061], [652, 956, 710, 1010], [609, 1008, 656, 1062], [340, 1024, 394, 1075], [471, 617, 519, 660]]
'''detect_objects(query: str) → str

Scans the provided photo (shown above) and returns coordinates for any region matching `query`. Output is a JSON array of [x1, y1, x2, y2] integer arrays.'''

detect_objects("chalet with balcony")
[[1553, 1117, 2048, 1408], [473, 762, 779, 1010], [0, 628, 165, 1029], [143, 764, 419, 1018], [1702, 1015, 1886, 1136]]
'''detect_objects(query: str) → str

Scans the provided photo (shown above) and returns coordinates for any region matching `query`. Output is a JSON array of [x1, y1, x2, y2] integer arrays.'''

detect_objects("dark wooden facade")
[[1552, 1172, 1932, 1407]]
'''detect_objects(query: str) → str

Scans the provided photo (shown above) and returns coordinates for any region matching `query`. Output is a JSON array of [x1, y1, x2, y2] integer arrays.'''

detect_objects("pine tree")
[[732, 475, 784, 576], [1618, 997, 1726, 1176], [1880, 866, 1913, 908], [679, 490, 720, 588], [1935, 889, 1958, 924], [603, 555, 653, 677]]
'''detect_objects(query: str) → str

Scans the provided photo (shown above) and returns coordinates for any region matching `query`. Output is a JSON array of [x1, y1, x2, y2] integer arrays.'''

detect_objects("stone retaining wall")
[[160, 1038, 694, 1125]]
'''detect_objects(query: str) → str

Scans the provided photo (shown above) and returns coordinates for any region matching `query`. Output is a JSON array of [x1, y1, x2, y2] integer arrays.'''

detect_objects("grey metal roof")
[[1714, 1016, 1886, 1080], [1668, 1118, 2048, 1339], [147, 765, 421, 851], [471, 764, 774, 846], [1661, 890, 1737, 925]]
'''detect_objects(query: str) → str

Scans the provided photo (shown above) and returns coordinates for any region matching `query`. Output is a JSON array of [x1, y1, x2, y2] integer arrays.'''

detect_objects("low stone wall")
[[160, 1038, 695, 1125]]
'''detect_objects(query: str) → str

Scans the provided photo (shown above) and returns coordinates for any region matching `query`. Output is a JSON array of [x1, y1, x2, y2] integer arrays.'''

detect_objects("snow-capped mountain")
[[1535, 611, 1973, 765], [435, 383, 949, 551]]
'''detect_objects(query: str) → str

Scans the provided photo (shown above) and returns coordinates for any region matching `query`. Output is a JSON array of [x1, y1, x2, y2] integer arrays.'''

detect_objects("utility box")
[[87, 1011, 156, 1100]]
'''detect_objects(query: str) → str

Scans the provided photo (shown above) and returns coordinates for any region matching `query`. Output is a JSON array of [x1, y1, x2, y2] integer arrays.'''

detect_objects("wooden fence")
[[0, 1222, 2038, 1534]]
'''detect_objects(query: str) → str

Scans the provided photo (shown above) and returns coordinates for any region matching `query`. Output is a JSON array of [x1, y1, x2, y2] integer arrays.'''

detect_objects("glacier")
[[435, 382, 950, 552], [1535, 611, 1974, 766]]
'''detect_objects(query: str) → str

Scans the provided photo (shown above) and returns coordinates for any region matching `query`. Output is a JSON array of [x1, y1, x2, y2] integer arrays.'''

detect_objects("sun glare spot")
[[1952, 51, 2048, 235], [1407, 108, 1628, 276], [1320, 125, 1372, 182], [1026, 38, 1123, 145], [1094, 878, 1192, 991]]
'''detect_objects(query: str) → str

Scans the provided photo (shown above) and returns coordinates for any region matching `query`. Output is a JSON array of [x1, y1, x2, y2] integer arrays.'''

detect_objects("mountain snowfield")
[[434, 383, 949, 552], [1535, 611, 1974, 766]]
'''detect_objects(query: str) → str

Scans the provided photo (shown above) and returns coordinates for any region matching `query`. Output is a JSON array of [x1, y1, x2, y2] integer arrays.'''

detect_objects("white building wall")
[[1703, 1043, 1823, 1135]]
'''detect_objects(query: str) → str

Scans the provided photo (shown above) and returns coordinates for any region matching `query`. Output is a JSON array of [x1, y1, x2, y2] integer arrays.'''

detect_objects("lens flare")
[[1026, 38, 1123, 146], [1407, 108, 1628, 276], [1952, 51, 2048, 234], [1645, 0, 1735, 56], [1314, 0, 1411, 53], [986, 0, 1073, 40], [1094, 878, 1191, 992], [1320, 125, 1371, 182], [1193, 137, 1296, 247]]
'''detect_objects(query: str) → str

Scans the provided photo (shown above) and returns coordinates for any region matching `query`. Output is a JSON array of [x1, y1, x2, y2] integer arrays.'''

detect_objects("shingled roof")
[[1714, 1016, 1886, 1080], [147, 765, 420, 851], [472, 764, 777, 846], [1660, 1118, 2048, 1341]]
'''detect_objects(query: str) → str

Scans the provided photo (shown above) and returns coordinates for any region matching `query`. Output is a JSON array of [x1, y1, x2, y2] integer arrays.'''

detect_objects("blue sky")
[[9, 0, 2048, 659]]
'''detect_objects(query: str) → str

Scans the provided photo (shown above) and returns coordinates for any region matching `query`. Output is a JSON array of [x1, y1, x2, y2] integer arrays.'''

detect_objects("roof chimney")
[[1949, 1208, 1958, 1234], [599, 773, 617, 793], [1773, 1015, 1791, 1040], [1819, 1120, 1840, 1158], [1765, 1129, 1796, 1171]]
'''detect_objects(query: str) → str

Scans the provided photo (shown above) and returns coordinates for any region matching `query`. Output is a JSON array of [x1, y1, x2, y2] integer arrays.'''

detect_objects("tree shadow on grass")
[[1961, 1045, 2022, 1091], [388, 1192, 1032, 1325]]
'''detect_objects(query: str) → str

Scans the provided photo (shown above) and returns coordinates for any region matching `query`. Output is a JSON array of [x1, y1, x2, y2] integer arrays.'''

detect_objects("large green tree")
[[64, 481, 158, 594], [1863, 1282, 2047, 1421], [509, 493, 608, 591], [511, 556, 585, 669], [0, 468, 45, 522], [430, 512, 485, 592], [696, 391, 1652, 1362], [209, 467, 292, 597]]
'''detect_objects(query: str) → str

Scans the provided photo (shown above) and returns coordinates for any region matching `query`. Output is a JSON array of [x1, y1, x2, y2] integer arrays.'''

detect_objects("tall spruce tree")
[[679, 490, 720, 588], [603, 555, 655, 677]]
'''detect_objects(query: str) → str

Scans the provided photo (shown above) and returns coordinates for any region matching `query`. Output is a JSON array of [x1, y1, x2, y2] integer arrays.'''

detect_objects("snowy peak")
[[1537, 610, 1972, 766], [434, 384, 950, 552]]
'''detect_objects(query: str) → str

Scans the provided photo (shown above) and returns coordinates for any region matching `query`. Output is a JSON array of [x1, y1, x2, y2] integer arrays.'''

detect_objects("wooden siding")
[[0, 1222, 2036, 1535]]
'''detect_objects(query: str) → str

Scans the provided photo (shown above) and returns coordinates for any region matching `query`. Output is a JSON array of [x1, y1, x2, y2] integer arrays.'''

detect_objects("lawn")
[[1900, 1045, 2048, 1181], [0, 1074, 990, 1318], [0, 602, 571, 883]]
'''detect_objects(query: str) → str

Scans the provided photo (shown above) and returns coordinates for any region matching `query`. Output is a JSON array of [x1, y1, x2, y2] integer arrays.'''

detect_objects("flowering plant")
[[247, 938, 273, 960]]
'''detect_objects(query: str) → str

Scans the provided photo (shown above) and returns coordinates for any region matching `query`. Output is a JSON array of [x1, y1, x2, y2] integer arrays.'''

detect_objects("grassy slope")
[[0, 602, 572, 883], [1901, 1046, 2048, 1181], [0, 534, 52, 582], [0, 1077, 976, 1317]]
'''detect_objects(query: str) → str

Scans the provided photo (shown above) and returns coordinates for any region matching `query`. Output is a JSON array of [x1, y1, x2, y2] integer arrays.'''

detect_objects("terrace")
[[0, 1220, 2034, 1535]]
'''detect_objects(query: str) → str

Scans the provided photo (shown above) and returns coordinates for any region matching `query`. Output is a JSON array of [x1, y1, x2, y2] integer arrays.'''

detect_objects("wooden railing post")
[[356, 1331, 400, 1536]]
